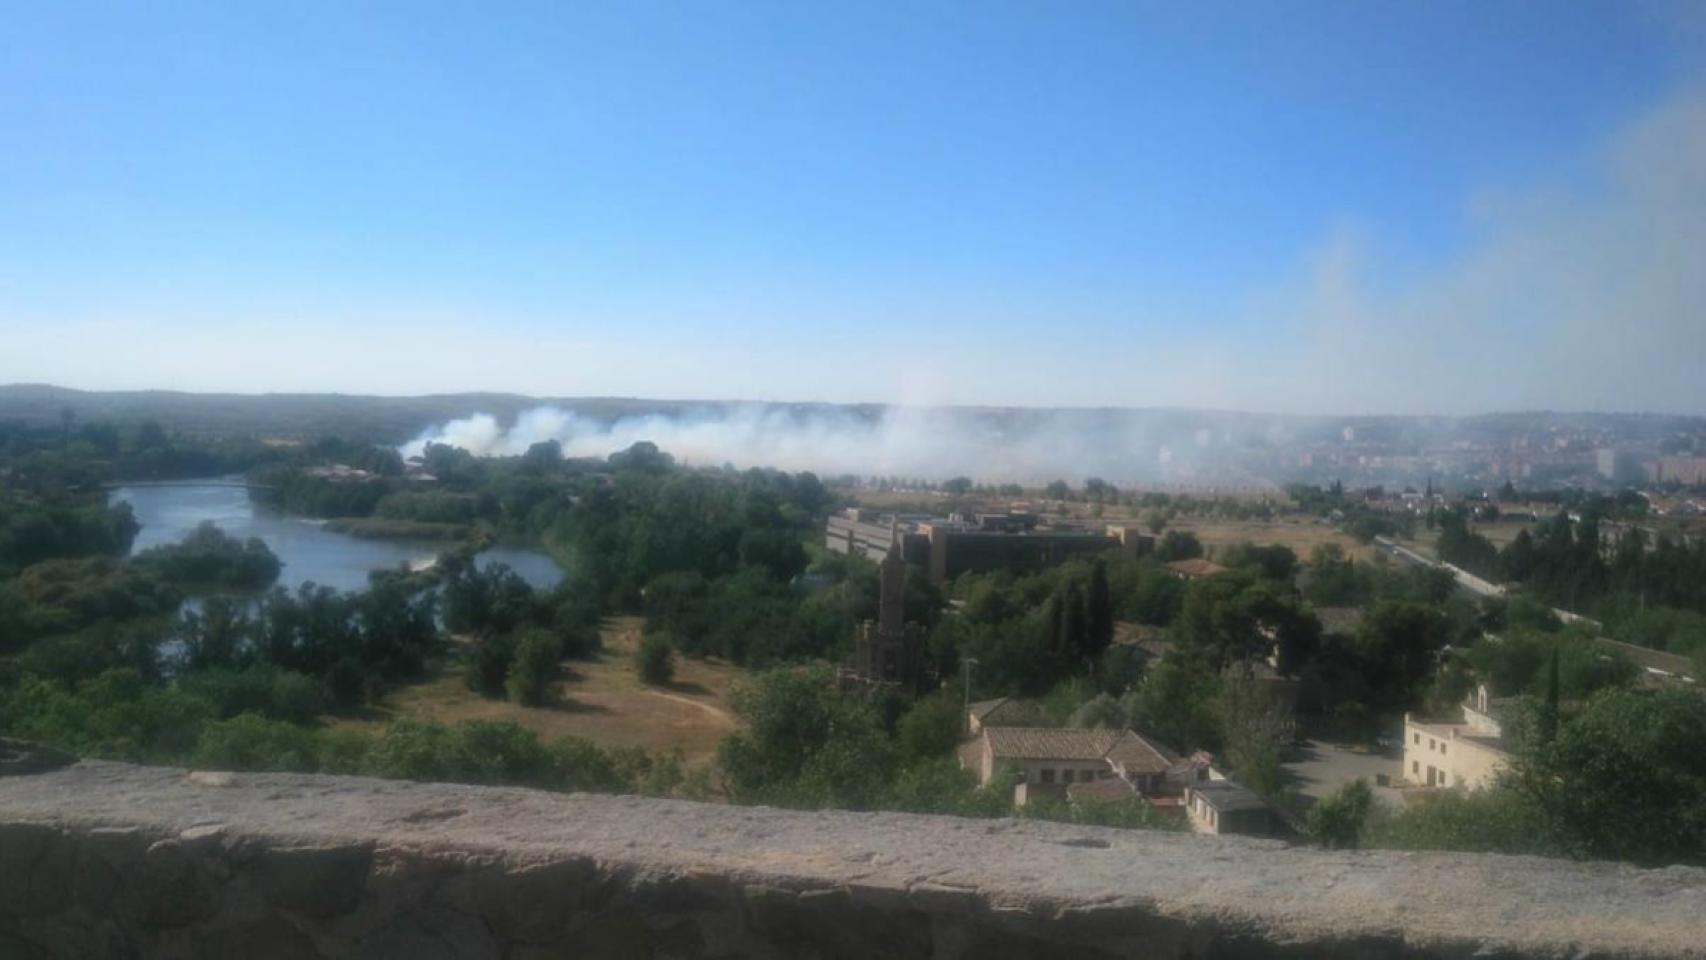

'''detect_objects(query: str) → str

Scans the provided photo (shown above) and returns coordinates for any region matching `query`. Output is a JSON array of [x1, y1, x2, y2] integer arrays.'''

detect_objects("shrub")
[[635, 632, 675, 686], [1364, 787, 1557, 857], [322, 656, 366, 710], [556, 618, 602, 659], [896, 693, 964, 764], [549, 736, 630, 792], [506, 628, 560, 706], [363, 719, 555, 786], [1308, 778, 1374, 849], [463, 632, 516, 697], [190, 713, 322, 772]]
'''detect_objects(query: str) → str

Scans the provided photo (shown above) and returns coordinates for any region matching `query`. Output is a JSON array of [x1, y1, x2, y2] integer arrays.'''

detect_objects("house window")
[[1412, 761, 1419, 775], [1413, 733, 1420, 745], [1040, 768, 1055, 784], [1098, 770, 1112, 780], [1084, 769, 1098, 782], [1439, 743, 1447, 756], [1062, 770, 1075, 784]]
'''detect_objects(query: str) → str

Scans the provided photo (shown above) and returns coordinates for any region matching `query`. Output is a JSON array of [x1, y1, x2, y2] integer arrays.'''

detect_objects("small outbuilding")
[[1184, 779, 1273, 836]]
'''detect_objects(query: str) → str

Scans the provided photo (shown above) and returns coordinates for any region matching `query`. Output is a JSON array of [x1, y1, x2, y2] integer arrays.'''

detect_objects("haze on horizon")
[[3, 2, 1705, 416]]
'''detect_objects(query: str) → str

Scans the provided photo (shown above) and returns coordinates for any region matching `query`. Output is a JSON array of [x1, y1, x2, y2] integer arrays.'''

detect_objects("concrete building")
[[1644, 455, 1706, 487], [1184, 778, 1274, 836], [1402, 685, 1514, 789], [825, 508, 1151, 582]]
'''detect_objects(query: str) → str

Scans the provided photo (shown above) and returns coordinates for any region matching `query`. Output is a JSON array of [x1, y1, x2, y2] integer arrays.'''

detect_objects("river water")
[[110, 481, 564, 594]]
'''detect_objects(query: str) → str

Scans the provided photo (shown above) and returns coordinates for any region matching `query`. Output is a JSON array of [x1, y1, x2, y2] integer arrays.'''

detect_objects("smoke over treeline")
[[398, 404, 1275, 484], [399, 403, 1706, 488]]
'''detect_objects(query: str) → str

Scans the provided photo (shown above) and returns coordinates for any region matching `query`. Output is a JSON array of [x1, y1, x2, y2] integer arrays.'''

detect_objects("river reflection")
[[111, 480, 563, 595]]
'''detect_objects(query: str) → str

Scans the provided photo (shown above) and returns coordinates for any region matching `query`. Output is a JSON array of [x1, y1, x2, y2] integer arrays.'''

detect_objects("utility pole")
[[961, 657, 979, 733]]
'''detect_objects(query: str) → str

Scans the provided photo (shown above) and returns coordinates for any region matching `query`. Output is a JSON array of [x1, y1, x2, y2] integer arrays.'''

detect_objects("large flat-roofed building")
[[825, 508, 1151, 581]]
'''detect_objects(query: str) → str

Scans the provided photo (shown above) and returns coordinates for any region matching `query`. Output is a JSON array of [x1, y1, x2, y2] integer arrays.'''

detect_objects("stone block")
[[248, 842, 373, 919], [470, 856, 602, 943]]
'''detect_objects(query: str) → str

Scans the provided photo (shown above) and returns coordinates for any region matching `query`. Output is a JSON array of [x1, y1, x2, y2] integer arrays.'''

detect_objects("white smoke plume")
[[398, 404, 1261, 485]]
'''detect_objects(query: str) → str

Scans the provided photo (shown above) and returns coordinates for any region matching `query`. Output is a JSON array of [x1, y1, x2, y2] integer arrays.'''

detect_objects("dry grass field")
[[1408, 519, 1540, 561], [336, 616, 741, 767], [1170, 517, 1382, 564], [846, 488, 1384, 564]]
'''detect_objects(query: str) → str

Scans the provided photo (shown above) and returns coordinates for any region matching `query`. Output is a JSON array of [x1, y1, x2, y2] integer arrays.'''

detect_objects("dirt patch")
[[336, 616, 740, 766]]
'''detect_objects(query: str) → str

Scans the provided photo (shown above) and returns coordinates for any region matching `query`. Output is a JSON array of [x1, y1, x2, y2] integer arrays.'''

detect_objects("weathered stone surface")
[[248, 842, 373, 919], [0, 760, 1703, 958], [136, 838, 222, 927]]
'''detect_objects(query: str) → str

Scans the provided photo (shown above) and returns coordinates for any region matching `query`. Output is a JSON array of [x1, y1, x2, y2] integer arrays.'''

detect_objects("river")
[[110, 481, 564, 594]]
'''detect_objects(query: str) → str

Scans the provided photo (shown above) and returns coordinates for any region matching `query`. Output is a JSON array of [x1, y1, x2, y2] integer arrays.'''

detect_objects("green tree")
[[1355, 601, 1450, 708], [635, 632, 675, 685], [463, 632, 516, 697], [1143, 509, 1168, 535], [1086, 560, 1114, 661], [1308, 779, 1374, 849], [1538, 646, 1560, 746], [1156, 530, 1203, 562], [506, 628, 560, 706], [1131, 657, 1221, 752], [1519, 689, 1706, 865], [1218, 675, 1294, 797], [897, 693, 964, 764]]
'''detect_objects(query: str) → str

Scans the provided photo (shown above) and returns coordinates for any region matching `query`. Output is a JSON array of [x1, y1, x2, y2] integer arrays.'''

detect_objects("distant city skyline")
[[3, 2, 1705, 414]]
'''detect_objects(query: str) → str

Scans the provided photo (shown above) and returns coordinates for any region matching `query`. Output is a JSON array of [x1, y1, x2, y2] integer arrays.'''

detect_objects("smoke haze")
[[400, 405, 1249, 484]]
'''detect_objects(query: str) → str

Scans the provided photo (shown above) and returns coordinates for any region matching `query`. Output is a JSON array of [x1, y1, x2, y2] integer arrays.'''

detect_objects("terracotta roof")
[[1105, 729, 1180, 775], [983, 727, 1178, 776], [1167, 558, 1229, 578]]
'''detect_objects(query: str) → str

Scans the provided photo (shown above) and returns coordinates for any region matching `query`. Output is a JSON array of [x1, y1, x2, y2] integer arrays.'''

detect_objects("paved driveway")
[[1283, 739, 1406, 810]]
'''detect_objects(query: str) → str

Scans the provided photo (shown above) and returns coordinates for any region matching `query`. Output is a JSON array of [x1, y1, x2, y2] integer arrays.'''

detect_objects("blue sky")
[[3, 1, 1703, 412]]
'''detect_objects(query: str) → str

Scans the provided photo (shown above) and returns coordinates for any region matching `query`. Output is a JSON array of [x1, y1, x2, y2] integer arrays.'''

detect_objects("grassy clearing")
[[335, 615, 741, 767], [1171, 518, 1381, 563]]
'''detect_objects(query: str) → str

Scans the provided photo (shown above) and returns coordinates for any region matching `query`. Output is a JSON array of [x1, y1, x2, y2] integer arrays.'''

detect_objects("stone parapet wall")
[[2, 761, 1704, 958]]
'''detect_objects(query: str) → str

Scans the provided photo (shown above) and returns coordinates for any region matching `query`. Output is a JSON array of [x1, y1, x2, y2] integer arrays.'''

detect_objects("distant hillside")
[[2, 385, 1701, 483], [0, 384, 709, 444]]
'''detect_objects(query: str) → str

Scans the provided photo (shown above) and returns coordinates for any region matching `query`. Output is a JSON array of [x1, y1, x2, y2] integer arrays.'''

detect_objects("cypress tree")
[[1087, 559, 1114, 660], [1540, 645, 1561, 746]]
